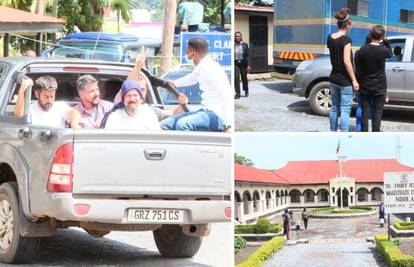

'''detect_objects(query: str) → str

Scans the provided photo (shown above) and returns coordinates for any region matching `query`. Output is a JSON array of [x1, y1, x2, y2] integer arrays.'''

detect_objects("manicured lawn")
[[310, 206, 374, 215]]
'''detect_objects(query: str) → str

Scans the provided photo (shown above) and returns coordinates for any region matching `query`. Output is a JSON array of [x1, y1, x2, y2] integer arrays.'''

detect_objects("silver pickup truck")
[[0, 57, 231, 263]]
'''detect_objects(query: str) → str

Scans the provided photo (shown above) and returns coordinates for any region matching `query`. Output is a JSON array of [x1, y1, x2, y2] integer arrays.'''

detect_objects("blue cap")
[[120, 80, 143, 100]]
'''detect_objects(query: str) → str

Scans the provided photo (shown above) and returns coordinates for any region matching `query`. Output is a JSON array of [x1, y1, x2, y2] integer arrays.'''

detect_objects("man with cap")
[[101, 80, 160, 131], [162, 37, 233, 132], [15, 76, 80, 128]]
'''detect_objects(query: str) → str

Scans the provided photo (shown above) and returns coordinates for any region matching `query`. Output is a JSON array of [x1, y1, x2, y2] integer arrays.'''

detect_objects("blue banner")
[[180, 32, 231, 66]]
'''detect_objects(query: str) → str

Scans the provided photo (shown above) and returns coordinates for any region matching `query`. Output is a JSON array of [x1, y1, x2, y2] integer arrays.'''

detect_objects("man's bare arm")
[[127, 46, 147, 81], [67, 108, 81, 128], [15, 79, 33, 118]]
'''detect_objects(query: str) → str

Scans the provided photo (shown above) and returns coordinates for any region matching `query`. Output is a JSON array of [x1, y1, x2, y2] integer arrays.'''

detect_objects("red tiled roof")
[[0, 6, 64, 24], [274, 159, 414, 184], [234, 4, 274, 13], [235, 163, 289, 184]]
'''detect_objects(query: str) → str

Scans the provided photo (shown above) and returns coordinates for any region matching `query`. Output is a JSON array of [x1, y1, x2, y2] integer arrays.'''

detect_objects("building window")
[[401, 9, 414, 24], [357, 190, 367, 201], [348, 0, 369, 17], [372, 189, 382, 201], [319, 191, 328, 202], [305, 191, 314, 202], [290, 191, 300, 203]]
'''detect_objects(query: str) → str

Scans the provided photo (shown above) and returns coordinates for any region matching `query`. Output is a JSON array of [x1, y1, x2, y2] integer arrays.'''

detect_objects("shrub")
[[374, 234, 414, 267], [254, 219, 272, 234], [269, 223, 282, 233], [235, 224, 255, 234], [235, 236, 247, 250], [236, 237, 285, 267], [394, 221, 414, 230]]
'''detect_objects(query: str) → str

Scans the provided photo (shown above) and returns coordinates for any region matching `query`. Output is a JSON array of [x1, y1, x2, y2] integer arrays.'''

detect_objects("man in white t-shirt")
[[103, 80, 161, 131], [15, 76, 80, 128], [162, 37, 233, 132]]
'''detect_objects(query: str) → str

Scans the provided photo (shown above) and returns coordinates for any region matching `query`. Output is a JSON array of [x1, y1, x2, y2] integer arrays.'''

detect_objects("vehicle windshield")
[[51, 43, 123, 62]]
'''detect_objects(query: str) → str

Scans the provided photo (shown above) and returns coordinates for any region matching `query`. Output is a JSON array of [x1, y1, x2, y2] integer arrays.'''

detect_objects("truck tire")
[[153, 225, 202, 258], [309, 81, 331, 116], [0, 182, 40, 264]]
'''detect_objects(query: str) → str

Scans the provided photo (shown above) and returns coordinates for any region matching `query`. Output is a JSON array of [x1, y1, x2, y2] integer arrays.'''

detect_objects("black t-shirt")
[[327, 34, 353, 86], [355, 41, 393, 95]]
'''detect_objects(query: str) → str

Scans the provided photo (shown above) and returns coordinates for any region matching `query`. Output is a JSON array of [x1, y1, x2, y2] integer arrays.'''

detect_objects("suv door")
[[403, 37, 414, 101], [386, 38, 408, 101]]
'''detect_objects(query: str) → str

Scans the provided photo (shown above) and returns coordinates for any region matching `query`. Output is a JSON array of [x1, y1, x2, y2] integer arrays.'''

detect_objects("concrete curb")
[[390, 225, 414, 237], [309, 209, 377, 218]]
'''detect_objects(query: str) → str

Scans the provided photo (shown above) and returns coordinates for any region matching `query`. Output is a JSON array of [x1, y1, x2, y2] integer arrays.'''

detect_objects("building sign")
[[329, 177, 355, 191], [384, 172, 414, 213], [180, 32, 231, 66]]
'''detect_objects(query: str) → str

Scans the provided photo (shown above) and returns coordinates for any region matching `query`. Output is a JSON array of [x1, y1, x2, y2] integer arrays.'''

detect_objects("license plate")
[[127, 209, 184, 223]]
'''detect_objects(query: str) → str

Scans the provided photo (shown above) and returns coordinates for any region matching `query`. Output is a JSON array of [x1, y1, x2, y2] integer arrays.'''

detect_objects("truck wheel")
[[309, 81, 331, 116], [0, 182, 40, 264], [153, 225, 202, 258]]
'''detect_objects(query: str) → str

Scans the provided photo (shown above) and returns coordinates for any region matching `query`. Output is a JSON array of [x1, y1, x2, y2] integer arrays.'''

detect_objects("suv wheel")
[[309, 81, 331, 116], [153, 225, 202, 258], [0, 182, 40, 264]]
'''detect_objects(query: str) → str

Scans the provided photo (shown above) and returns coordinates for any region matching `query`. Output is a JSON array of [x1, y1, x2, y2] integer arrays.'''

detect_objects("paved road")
[[261, 211, 391, 267], [263, 241, 385, 267], [3, 223, 231, 267], [235, 79, 414, 132]]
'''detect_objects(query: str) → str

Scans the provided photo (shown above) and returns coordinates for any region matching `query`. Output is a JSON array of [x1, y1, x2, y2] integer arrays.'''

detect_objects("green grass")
[[236, 126, 255, 132], [394, 221, 414, 230], [235, 103, 248, 111], [235, 222, 283, 234], [310, 206, 374, 215]]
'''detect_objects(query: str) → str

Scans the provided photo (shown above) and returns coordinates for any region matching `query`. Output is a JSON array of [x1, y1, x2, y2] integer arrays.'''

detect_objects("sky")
[[235, 133, 414, 170]]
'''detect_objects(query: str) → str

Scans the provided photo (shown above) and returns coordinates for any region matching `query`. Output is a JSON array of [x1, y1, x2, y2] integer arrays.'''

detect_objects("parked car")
[[157, 64, 232, 110], [293, 35, 414, 116], [46, 32, 161, 73], [0, 57, 231, 263]]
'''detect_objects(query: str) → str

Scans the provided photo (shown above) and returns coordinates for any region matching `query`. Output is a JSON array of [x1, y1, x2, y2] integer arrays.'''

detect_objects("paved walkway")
[[263, 241, 385, 267], [262, 211, 391, 266]]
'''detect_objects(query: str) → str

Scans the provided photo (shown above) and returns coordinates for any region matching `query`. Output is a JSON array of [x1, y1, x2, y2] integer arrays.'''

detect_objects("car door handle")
[[392, 67, 404, 72], [18, 126, 32, 139], [144, 149, 166, 160]]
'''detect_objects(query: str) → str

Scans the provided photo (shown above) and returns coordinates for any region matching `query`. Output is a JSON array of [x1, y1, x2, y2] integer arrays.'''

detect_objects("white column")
[[249, 201, 254, 214], [236, 202, 243, 222], [300, 195, 305, 206], [368, 193, 372, 204], [314, 194, 319, 205], [348, 194, 352, 207]]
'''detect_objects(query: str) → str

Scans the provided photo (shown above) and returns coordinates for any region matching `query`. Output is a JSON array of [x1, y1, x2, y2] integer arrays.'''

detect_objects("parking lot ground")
[[235, 79, 414, 132]]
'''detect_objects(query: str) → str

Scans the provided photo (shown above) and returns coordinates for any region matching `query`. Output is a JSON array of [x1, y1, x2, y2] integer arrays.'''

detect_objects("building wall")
[[235, 181, 383, 224], [235, 13, 274, 66]]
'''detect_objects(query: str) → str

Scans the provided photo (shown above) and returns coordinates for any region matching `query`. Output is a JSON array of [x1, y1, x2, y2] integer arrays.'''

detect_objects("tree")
[[178, 0, 230, 26], [0, 0, 32, 10], [106, 0, 138, 32], [234, 153, 255, 167]]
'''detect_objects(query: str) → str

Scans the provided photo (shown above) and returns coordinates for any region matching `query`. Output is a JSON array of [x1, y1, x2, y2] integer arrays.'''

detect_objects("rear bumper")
[[41, 194, 231, 224]]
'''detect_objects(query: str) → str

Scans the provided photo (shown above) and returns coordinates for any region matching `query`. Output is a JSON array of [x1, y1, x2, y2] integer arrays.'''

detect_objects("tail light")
[[47, 143, 73, 192]]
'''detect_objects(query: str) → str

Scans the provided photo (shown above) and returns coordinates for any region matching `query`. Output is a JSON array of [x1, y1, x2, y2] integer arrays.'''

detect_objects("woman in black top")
[[355, 25, 392, 132], [327, 8, 359, 132]]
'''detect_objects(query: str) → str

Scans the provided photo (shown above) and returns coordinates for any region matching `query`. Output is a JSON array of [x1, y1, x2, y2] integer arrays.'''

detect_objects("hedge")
[[374, 234, 414, 267], [235, 221, 282, 234], [236, 237, 285, 267], [394, 221, 414, 231], [235, 236, 247, 250]]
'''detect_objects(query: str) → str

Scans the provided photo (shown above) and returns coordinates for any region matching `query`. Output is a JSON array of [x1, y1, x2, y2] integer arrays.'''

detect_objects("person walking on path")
[[355, 25, 393, 132], [283, 209, 291, 240], [234, 31, 250, 99], [302, 208, 310, 230], [379, 202, 386, 227], [327, 8, 359, 132]]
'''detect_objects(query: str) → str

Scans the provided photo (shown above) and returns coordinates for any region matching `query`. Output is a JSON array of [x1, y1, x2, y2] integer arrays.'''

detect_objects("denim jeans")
[[329, 83, 353, 132], [160, 109, 225, 132]]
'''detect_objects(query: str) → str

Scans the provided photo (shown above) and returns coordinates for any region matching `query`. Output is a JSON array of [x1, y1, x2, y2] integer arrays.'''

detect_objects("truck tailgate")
[[72, 131, 231, 196]]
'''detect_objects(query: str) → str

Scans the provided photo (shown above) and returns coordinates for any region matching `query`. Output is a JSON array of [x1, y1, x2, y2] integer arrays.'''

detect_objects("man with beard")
[[103, 80, 161, 131], [15, 76, 80, 128], [74, 75, 113, 128]]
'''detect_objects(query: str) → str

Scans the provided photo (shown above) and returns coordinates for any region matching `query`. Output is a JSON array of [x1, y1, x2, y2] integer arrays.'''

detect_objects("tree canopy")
[[235, 154, 255, 167]]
